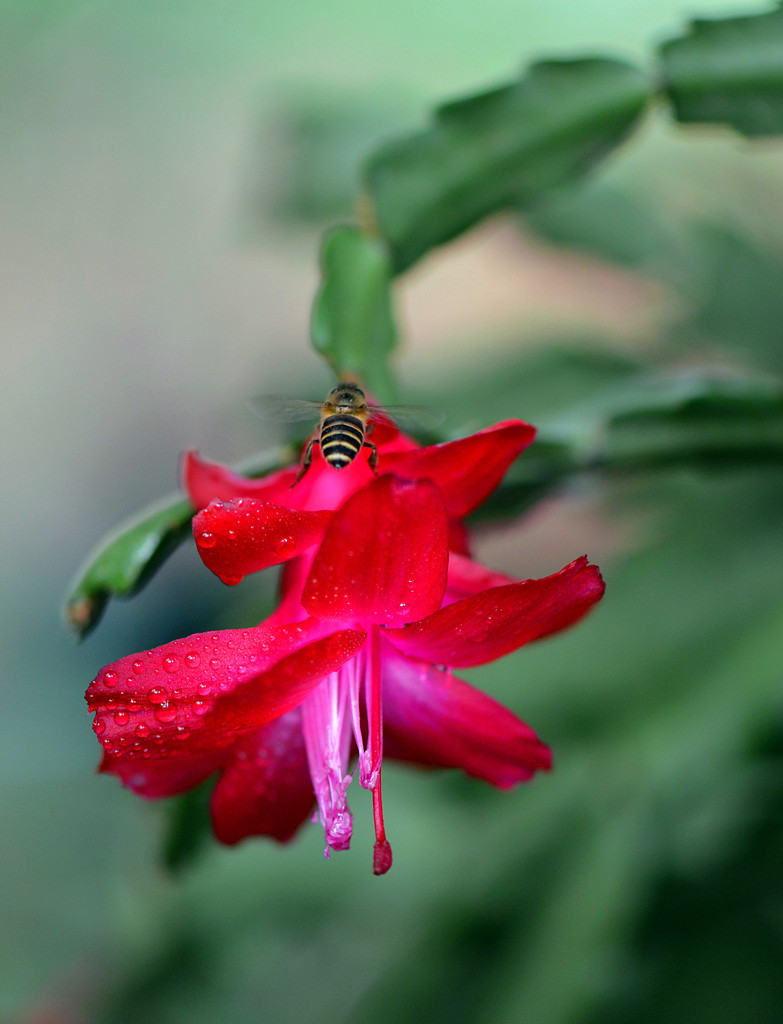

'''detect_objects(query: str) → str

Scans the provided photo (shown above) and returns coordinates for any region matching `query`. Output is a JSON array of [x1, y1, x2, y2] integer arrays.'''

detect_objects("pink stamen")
[[301, 671, 353, 854], [368, 626, 392, 874]]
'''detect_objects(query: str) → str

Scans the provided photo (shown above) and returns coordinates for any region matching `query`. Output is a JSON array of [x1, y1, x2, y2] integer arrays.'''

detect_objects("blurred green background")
[[3, 1, 783, 1022]]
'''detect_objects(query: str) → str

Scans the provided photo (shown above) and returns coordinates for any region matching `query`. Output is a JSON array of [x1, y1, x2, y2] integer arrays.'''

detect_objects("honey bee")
[[250, 382, 441, 484]]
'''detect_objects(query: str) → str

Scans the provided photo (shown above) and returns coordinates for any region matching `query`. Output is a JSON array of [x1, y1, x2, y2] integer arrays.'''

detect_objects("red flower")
[[86, 419, 604, 873]]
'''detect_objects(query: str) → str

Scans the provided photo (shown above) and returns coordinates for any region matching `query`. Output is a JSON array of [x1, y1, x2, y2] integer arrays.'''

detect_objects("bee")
[[250, 382, 441, 484]]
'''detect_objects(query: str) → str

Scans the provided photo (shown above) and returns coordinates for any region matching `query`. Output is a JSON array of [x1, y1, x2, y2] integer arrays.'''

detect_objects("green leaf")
[[64, 494, 195, 640], [364, 58, 650, 273], [64, 447, 293, 639], [310, 225, 398, 401], [660, 4, 783, 136], [473, 369, 783, 522], [523, 181, 696, 288]]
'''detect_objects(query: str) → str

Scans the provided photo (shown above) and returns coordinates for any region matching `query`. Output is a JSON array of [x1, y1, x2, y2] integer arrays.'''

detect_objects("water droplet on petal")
[[197, 531, 216, 548], [184, 651, 200, 669], [114, 710, 129, 726], [209, 658, 221, 670], [227, 530, 237, 541], [103, 671, 118, 688], [174, 726, 191, 741], [93, 717, 106, 735], [135, 723, 150, 738], [192, 699, 209, 716], [162, 655, 179, 673], [132, 660, 145, 674], [197, 682, 211, 696], [148, 687, 167, 704], [274, 535, 297, 557], [219, 573, 243, 586], [105, 699, 118, 712], [154, 702, 178, 723]]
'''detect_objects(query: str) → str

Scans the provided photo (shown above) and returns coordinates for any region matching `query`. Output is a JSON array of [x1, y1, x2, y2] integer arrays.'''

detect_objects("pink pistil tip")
[[373, 839, 393, 876]]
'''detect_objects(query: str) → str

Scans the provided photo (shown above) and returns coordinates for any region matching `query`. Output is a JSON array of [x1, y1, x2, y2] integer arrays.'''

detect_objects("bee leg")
[[363, 441, 378, 474], [293, 439, 316, 487]]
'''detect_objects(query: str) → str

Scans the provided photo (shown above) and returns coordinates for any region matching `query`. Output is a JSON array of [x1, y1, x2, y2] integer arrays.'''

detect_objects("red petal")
[[206, 629, 365, 737], [183, 450, 298, 510], [211, 709, 314, 844], [86, 620, 365, 763], [385, 557, 605, 667], [381, 420, 535, 519], [301, 475, 449, 626], [382, 648, 551, 787], [448, 520, 472, 557], [193, 500, 332, 585], [445, 552, 518, 601], [98, 750, 224, 798]]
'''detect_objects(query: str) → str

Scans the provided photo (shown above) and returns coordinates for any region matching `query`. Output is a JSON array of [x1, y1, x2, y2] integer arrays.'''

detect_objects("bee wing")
[[370, 404, 445, 431], [247, 396, 323, 423]]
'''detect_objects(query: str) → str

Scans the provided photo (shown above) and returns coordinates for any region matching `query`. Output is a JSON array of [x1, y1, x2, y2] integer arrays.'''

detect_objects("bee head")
[[328, 382, 366, 409]]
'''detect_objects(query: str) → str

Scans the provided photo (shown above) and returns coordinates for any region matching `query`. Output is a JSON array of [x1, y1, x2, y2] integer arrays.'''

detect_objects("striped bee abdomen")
[[320, 413, 365, 469]]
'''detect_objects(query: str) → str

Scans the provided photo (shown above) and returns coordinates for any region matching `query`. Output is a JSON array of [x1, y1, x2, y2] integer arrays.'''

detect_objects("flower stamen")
[[301, 671, 353, 855], [368, 625, 392, 875]]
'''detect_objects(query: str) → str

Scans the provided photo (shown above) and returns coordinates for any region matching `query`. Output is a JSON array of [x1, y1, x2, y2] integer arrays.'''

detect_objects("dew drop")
[[113, 710, 129, 726], [197, 531, 216, 548], [209, 658, 221, 671], [274, 535, 297, 557], [171, 689, 185, 701], [93, 717, 106, 736], [127, 698, 141, 712], [211, 634, 220, 643], [148, 687, 167, 704], [132, 660, 145, 674], [192, 699, 209, 716], [227, 530, 237, 541], [184, 651, 201, 669], [105, 699, 118, 712], [219, 573, 244, 586], [197, 682, 211, 696], [174, 726, 191, 741], [135, 723, 150, 739], [101, 737, 113, 750], [162, 655, 179, 674], [154, 702, 178, 723], [103, 671, 118, 688]]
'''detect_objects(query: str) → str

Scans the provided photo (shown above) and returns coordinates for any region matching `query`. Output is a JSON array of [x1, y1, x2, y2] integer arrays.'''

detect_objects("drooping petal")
[[301, 475, 449, 626], [205, 629, 366, 738], [211, 709, 314, 844], [380, 420, 535, 519], [385, 556, 604, 668], [183, 450, 299, 510], [98, 749, 224, 798], [445, 552, 518, 600], [193, 499, 332, 585], [87, 620, 365, 763], [382, 647, 551, 788]]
